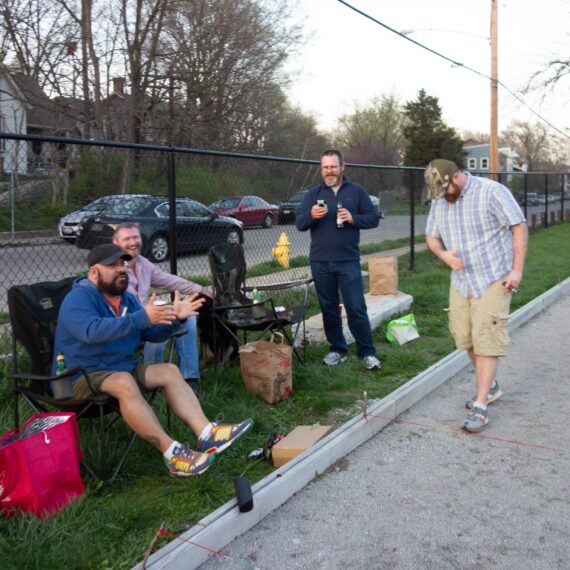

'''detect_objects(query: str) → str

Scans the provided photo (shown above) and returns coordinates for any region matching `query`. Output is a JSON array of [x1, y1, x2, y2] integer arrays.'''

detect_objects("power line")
[[337, 0, 570, 140]]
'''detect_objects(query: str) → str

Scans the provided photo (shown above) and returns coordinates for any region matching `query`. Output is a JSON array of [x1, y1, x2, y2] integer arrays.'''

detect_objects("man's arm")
[[426, 235, 465, 271], [503, 222, 528, 291]]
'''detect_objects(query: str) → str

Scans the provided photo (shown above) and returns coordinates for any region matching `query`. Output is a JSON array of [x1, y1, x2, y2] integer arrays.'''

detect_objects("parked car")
[[57, 194, 147, 241], [515, 192, 539, 206], [277, 189, 309, 224], [208, 195, 278, 228], [76, 195, 243, 262]]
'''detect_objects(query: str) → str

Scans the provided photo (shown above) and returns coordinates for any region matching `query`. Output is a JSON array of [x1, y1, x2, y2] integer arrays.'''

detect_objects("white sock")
[[473, 402, 487, 411], [163, 440, 182, 461], [199, 423, 215, 441]]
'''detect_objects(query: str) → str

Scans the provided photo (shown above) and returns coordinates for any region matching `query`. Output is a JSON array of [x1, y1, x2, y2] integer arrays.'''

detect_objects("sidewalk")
[[200, 292, 570, 569]]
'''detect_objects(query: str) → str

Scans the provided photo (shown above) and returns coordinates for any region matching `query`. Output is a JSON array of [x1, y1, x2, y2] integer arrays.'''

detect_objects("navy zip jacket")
[[52, 277, 183, 379], [295, 178, 380, 262]]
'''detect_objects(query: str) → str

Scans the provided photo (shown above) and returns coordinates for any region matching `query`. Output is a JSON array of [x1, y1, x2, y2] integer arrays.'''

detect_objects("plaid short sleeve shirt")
[[425, 172, 526, 298]]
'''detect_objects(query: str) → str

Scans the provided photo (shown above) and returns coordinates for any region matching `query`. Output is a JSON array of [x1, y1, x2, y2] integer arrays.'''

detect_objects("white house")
[[0, 67, 30, 174]]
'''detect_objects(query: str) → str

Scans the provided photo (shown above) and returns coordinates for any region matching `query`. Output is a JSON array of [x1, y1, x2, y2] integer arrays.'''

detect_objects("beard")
[[97, 269, 129, 296]]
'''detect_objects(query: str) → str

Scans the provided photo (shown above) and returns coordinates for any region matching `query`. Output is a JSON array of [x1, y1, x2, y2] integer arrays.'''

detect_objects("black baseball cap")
[[87, 244, 132, 267]]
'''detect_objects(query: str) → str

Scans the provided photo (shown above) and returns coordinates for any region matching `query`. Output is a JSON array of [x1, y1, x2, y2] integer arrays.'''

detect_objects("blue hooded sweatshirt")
[[52, 277, 183, 380]]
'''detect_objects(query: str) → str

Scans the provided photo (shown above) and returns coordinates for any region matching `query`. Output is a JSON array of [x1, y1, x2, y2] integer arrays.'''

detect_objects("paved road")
[[201, 294, 570, 570], [0, 215, 426, 312]]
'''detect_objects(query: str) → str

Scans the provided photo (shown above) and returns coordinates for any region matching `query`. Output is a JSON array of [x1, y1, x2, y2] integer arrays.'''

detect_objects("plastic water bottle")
[[252, 288, 262, 303], [336, 201, 344, 229], [56, 352, 66, 374]]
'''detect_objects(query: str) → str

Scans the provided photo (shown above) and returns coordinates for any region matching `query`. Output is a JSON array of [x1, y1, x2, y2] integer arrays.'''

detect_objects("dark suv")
[[277, 189, 309, 224]]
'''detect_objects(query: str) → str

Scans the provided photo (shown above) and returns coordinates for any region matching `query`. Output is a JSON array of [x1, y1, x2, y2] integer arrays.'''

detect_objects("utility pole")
[[490, 0, 498, 179]]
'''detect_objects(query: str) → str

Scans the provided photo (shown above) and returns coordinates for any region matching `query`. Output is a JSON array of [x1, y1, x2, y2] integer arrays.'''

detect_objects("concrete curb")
[[135, 276, 570, 570]]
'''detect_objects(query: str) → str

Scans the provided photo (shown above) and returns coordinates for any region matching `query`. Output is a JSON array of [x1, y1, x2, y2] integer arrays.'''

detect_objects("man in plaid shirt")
[[425, 159, 528, 432]]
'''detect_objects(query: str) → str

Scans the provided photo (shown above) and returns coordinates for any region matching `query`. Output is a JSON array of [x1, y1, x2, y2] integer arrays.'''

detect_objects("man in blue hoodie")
[[296, 149, 381, 371], [54, 244, 252, 477]]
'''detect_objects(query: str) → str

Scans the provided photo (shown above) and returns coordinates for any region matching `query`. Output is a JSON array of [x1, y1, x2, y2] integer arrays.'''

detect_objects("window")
[[480, 158, 489, 170], [468, 158, 476, 170]]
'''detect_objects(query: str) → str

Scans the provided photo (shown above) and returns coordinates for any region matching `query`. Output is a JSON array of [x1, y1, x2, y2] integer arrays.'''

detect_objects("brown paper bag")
[[239, 333, 292, 404], [368, 256, 398, 295]]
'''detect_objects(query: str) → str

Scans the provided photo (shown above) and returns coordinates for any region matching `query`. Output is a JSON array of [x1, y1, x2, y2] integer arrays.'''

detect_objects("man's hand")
[[441, 249, 465, 271], [200, 287, 214, 299], [144, 293, 178, 325], [173, 291, 206, 320], [337, 207, 354, 225], [503, 270, 522, 293], [311, 204, 327, 220]]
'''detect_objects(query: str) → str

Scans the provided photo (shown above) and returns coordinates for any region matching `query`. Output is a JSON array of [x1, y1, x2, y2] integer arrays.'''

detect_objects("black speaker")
[[234, 476, 253, 513]]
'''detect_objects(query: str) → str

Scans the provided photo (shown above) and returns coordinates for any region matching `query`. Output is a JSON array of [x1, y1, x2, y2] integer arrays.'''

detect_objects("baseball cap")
[[87, 244, 132, 267], [424, 159, 460, 200]]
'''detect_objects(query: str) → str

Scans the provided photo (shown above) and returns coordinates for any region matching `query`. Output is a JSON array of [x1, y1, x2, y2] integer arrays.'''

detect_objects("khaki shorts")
[[448, 277, 512, 357], [72, 363, 149, 399]]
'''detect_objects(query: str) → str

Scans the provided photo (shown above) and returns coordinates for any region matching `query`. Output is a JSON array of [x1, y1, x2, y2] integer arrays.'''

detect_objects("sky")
[[284, 0, 569, 140]]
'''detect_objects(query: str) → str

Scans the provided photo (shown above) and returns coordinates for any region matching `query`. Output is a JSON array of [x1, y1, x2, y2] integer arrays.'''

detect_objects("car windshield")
[[100, 196, 155, 216], [210, 197, 240, 209]]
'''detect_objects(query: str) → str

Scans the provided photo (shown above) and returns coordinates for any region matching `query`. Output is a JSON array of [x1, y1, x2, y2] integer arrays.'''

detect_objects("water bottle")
[[53, 352, 72, 399], [252, 288, 262, 303], [336, 201, 344, 229], [56, 352, 66, 374]]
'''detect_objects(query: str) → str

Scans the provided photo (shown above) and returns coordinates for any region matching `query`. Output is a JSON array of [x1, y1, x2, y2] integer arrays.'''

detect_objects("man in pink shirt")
[[113, 222, 212, 391]]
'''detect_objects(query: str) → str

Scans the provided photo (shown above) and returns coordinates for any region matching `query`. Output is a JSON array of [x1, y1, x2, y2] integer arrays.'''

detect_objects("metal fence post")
[[167, 148, 177, 276], [544, 173, 549, 229], [409, 169, 415, 271]]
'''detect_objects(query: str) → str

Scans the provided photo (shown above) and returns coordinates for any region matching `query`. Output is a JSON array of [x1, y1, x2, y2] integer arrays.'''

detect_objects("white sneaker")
[[362, 355, 382, 370], [322, 351, 347, 366]]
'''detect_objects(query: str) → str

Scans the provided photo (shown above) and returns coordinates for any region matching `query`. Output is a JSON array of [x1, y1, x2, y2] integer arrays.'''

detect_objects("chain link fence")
[[1, 132, 569, 363]]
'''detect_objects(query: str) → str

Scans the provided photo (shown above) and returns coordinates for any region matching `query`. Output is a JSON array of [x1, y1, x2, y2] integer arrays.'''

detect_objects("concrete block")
[[299, 292, 413, 346]]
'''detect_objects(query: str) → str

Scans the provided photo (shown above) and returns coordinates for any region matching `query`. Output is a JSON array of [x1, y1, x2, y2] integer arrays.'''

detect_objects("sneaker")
[[462, 406, 490, 433], [165, 443, 212, 477], [322, 351, 347, 366], [197, 419, 253, 455], [362, 355, 382, 370], [465, 382, 502, 409]]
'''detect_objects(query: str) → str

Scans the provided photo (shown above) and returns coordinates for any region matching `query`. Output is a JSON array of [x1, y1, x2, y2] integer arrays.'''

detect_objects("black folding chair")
[[8, 277, 152, 482], [208, 243, 313, 366]]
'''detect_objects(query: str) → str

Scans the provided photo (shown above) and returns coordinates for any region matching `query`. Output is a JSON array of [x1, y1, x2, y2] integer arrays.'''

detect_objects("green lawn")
[[1, 221, 570, 569]]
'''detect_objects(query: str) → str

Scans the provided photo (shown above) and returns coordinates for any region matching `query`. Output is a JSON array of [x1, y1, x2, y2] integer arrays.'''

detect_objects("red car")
[[209, 195, 278, 228]]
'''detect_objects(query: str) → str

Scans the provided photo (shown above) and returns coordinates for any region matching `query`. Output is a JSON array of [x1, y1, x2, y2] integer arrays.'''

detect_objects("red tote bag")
[[0, 412, 85, 518]]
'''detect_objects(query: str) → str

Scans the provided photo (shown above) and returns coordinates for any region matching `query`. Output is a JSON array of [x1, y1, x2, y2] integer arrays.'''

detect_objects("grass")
[[1, 221, 570, 569]]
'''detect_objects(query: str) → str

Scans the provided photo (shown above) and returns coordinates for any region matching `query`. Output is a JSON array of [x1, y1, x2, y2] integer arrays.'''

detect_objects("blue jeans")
[[311, 260, 375, 359], [143, 316, 200, 380]]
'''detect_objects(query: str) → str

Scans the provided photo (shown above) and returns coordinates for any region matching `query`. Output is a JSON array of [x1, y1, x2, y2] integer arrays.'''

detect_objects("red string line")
[[158, 529, 261, 569], [364, 412, 561, 452]]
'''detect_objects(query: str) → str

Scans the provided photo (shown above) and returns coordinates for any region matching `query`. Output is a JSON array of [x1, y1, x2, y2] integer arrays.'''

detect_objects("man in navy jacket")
[[54, 244, 252, 477], [296, 149, 381, 370]]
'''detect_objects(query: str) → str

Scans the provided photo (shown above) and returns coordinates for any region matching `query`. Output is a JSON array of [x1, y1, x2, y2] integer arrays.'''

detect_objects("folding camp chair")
[[7, 277, 155, 482], [208, 243, 313, 366]]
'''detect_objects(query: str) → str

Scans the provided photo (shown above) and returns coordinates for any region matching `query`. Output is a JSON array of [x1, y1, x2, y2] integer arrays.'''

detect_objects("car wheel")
[[147, 234, 169, 262], [226, 229, 241, 244], [262, 214, 273, 229]]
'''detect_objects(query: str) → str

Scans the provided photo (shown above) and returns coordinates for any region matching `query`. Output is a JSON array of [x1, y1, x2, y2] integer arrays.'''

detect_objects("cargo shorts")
[[71, 363, 149, 399], [448, 277, 512, 357]]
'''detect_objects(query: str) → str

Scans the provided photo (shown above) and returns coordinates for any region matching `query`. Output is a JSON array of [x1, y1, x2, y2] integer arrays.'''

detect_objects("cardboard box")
[[272, 424, 332, 468]]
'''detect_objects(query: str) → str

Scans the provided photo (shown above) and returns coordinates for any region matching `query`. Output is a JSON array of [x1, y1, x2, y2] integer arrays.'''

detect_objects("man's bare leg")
[[468, 349, 498, 405], [145, 363, 209, 435], [100, 372, 173, 452]]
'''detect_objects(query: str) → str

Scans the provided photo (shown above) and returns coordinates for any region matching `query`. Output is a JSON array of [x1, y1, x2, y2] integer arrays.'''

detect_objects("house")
[[463, 142, 522, 173], [0, 66, 74, 174]]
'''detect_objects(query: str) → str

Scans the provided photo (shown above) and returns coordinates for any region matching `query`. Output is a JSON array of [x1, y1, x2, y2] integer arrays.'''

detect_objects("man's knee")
[[100, 372, 140, 398]]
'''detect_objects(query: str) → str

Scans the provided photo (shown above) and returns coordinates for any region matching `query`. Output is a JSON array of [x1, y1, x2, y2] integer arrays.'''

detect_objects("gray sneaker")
[[362, 355, 382, 370], [465, 382, 502, 409], [462, 406, 489, 433], [323, 351, 347, 366]]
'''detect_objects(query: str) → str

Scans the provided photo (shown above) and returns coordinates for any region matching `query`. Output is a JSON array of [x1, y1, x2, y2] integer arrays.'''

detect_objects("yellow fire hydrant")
[[272, 231, 290, 269]]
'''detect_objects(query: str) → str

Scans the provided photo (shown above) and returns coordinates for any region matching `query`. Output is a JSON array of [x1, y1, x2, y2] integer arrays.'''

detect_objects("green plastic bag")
[[386, 313, 420, 345]]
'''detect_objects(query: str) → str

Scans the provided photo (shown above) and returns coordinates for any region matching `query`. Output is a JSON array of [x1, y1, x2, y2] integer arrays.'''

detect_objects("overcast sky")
[[284, 0, 569, 139]]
